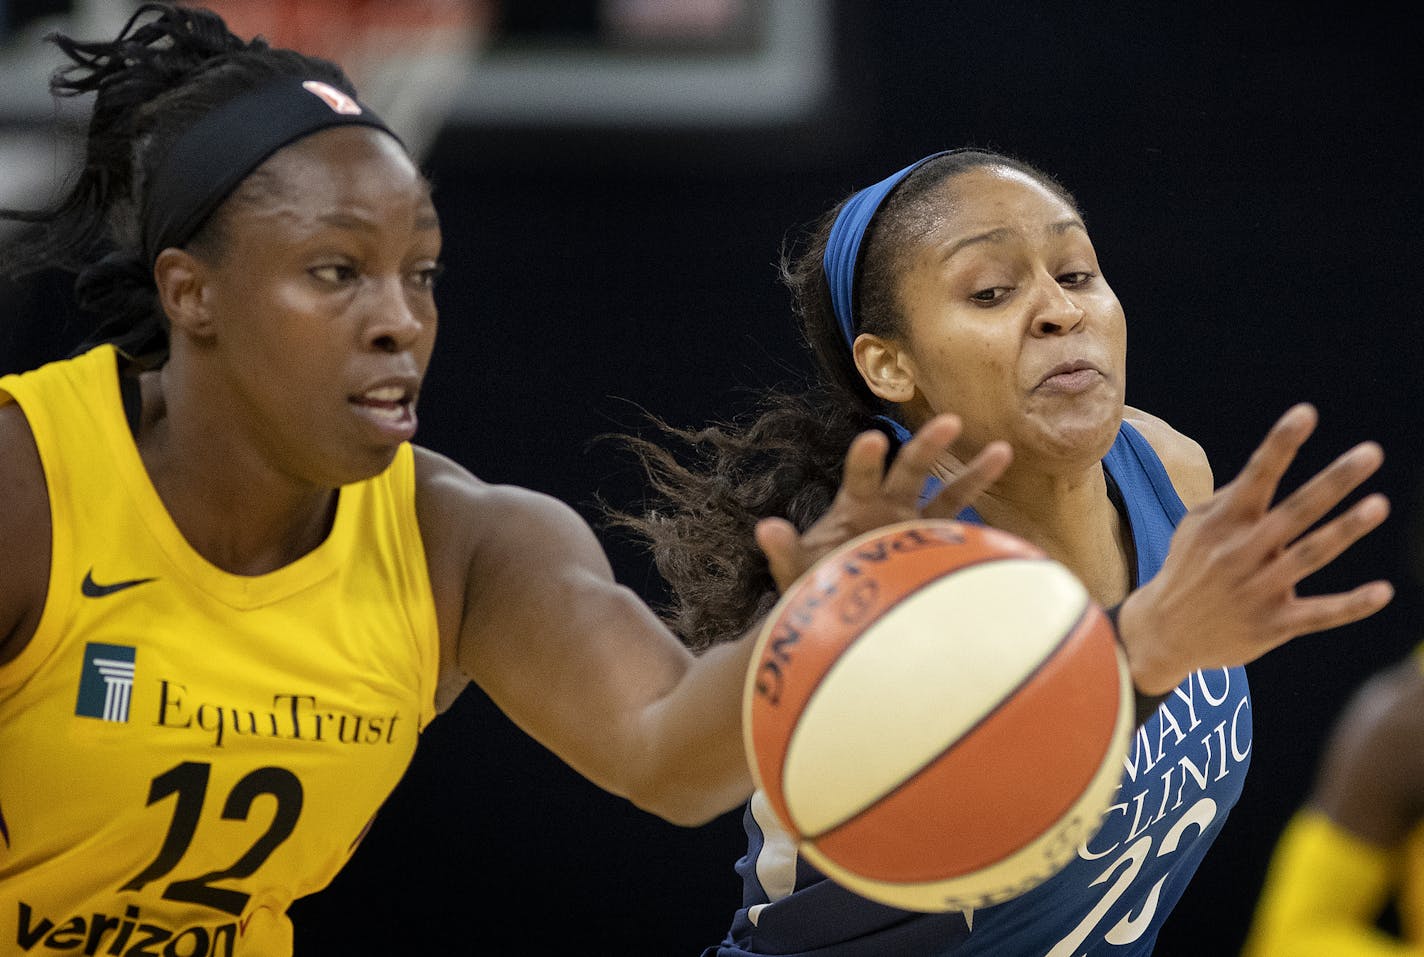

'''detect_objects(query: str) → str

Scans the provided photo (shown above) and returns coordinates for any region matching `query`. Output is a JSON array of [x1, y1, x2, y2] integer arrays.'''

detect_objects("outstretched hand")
[[1118, 403, 1394, 696], [755, 414, 1012, 592]]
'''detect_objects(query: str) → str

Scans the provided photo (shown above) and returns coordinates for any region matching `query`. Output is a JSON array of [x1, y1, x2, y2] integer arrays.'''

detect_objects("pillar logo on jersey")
[[75, 643, 136, 722]]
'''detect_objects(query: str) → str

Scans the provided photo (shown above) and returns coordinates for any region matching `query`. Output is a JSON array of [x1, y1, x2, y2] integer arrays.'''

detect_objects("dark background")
[[4, 2, 1423, 954]]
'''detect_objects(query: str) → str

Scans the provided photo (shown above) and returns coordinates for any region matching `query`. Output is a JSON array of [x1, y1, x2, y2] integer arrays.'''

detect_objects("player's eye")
[[310, 263, 358, 284]]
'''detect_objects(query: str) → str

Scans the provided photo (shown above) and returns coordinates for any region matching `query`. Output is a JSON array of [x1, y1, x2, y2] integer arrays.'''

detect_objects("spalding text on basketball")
[[752, 525, 954, 706]]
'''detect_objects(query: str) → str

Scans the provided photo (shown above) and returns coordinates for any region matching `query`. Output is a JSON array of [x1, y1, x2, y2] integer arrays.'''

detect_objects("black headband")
[[141, 77, 398, 265]]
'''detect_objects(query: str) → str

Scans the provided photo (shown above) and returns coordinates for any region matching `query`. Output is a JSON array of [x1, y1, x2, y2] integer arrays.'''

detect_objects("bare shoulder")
[[1311, 653, 1424, 844], [412, 445, 603, 563], [0, 401, 52, 665], [1122, 406, 1214, 509], [411, 445, 618, 701]]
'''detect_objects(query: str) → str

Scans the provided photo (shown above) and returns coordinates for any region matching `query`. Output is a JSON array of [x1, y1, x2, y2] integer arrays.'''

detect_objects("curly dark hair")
[[606, 149, 1079, 651], [0, 2, 357, 364]]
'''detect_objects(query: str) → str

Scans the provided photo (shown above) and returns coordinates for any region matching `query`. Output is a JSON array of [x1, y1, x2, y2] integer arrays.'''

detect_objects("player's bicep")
[[453, 487, 694, 794]]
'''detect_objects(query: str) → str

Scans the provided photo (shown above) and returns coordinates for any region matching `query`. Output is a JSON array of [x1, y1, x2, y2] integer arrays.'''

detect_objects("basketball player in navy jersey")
[[607, 148, 1395, 955]]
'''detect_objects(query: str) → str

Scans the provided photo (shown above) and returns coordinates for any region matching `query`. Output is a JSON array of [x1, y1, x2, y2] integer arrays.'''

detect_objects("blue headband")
[[142, 77, 399, 265], [823, 150, 952, 348]]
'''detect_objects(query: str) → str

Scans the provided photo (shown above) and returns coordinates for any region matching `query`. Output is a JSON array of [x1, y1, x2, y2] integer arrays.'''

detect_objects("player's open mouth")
[[351, 384, 418, 438], [353, 385, 411, 417]]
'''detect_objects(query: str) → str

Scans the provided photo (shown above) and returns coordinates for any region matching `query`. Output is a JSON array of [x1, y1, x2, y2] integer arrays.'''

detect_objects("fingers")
[[1256, 442, 1385, 555], [1277, 579, 1396, 640], [1219, 403, 1318, 516], [766, 414, 973, 593], [835, 428, 894, 504], [1267, 490, 1391, 585], [880, 414, 962, 504], [924, 440, 1013, 519], [755, 517, 805, 593]]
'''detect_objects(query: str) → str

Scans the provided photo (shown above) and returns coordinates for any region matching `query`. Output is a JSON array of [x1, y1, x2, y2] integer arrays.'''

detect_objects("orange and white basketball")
[[743, 518, 1132, 912]]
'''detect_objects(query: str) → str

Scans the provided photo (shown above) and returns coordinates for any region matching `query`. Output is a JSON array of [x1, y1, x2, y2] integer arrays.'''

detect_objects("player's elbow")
[[617, 740, 751, 828], [623, 767, 745, 828]]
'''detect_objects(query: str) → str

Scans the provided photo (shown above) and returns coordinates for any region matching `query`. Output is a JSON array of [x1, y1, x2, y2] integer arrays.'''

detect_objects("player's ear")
[[854, 333, 916, 403], [154, 247, 216, 340]]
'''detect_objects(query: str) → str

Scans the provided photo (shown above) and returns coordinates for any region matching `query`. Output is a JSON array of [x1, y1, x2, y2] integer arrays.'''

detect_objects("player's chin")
[[355, 440, 405, 477], [316, 438, 406, 488], [1032, 407, 1120, 460], [328, 401, 419, 472]]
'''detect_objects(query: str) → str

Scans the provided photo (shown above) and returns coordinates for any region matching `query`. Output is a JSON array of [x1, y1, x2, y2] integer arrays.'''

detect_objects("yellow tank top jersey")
[[0, 345, 441, 956], [1399, 645, 1424, 946]]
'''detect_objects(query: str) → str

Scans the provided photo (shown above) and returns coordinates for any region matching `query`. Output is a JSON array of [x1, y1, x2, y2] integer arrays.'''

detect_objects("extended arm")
[[1116, 403, 1392, 696], [420, 414, 1010, 826]]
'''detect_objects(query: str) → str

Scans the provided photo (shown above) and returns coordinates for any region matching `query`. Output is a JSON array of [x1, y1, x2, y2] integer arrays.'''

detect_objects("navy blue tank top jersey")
[[705, 421, 1252, 956]]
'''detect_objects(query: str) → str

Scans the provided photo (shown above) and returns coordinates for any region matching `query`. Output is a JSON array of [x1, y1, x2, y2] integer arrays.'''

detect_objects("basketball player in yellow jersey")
[[0, 6, 1026, 952], [0, 4, 1395, 955], [1243, 645, 1424, 956]]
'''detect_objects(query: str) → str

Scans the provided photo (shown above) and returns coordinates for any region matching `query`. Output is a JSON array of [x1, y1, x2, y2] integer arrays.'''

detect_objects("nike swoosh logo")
[[81, 569, 157, 598]]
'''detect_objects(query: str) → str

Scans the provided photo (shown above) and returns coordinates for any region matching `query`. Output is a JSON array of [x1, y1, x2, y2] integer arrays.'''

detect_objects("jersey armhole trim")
[[0, 383, 76, 693]]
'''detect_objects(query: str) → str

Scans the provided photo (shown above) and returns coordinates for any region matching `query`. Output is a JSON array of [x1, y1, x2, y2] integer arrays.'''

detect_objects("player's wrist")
[[1105, 597, 1180, 720]]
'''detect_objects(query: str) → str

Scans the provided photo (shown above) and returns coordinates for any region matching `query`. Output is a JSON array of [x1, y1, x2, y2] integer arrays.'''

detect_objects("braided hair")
[[0, 2, 356, 367]]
